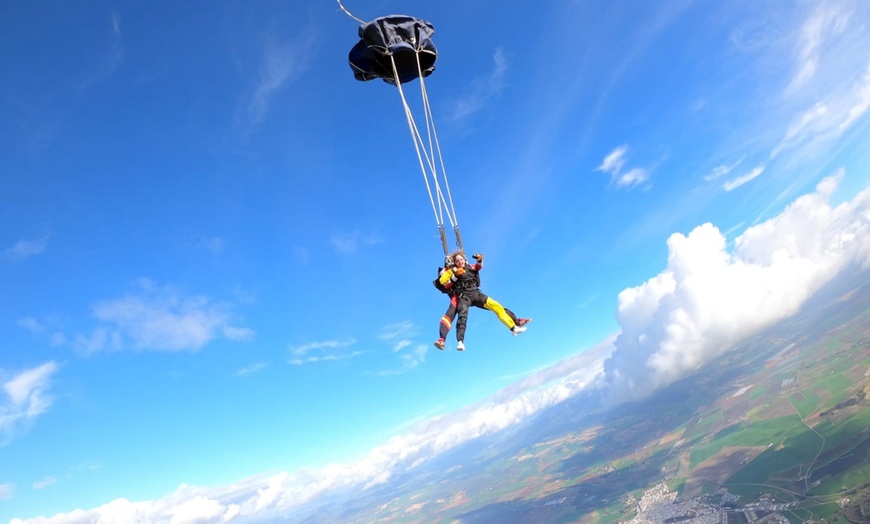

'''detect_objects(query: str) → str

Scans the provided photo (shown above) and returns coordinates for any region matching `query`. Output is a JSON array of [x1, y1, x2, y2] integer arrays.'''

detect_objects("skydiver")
[[432, 258, 526, 350], [434, 252, 530, 351]]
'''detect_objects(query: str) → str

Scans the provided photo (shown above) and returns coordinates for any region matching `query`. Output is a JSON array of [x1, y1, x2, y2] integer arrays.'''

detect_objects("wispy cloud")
[[33, 477, 57, 490], [237, 362, 269, 377], [788, 4, 849, 91], [704, 155, 745, 182], [63, 281, 254, 354], [596, 145, 651, 189], [75, 11, 125, 96], [196, 237, 225, 256], [287, 339, 362, 365], [1, 361, 59, 446], [18, 317, 46, 334], [330, 230, 382, 255], [3, 236, 48, 261], [839, 60, 870, 131], [375, 322, 426, 374], [237, 34, 313, 140], [0, 483, 13, 500], [724, 166, 765, 191], [447, 47, 509, 122]]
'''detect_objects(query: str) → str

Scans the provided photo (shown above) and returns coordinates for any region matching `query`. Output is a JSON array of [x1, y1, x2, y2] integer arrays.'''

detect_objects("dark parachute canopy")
[[348, 15, 437, 85]]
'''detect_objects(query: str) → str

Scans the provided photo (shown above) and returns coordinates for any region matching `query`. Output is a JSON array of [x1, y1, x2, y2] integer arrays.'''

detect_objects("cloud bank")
[[602, 171, 870, 402], [11, 344, 607, 524]]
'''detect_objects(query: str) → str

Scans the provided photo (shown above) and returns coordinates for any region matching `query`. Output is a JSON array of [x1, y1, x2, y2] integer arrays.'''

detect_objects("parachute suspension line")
[[335, 0, 364, 24], [390, 57, 444, 229], [389, 54, 462, 256], [415, 56, 464, 254]]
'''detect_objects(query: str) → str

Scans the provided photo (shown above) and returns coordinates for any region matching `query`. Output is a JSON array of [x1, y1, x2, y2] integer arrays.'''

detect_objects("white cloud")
[[3, 236, 48, 260], [597, 145, 650, 189], [704, 155, 745, 182], [771, 102, 829, 159], [598, 145, 627, 174], [237, 362, 268, 377], [839, 60, 870, 131], [0, 483, 13, 500], [373, 322, 427, 374], [448, 47, 508, 122], [329, 230, 382, 255], [237, 36, 310, 140], [1, 362, 59, 445], [723, 166, 765, 191], [66, 283, 253, 353], [789, 4, 849, 91], [287, 339, 362, 365], [18, 317, 45, 334], [603, 171, 870, 402], [196, 237, 224, 255], [15, 341, 608, 523], [617, 167, 651, 188], [772, 56, 870, 160], [34, 476, 57, 490]]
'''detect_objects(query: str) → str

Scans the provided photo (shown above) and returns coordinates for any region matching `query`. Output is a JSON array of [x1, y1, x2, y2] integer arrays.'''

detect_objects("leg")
[[482, 295, 517, 330], [439, 295, 458, 340], [505, 308, 531, 327], [455, 295, 471, 342]]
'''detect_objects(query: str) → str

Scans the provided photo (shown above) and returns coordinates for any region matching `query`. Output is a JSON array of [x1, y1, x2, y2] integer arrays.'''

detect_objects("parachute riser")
[[438, 225, 464, 258], [453, 226, 464, 254]]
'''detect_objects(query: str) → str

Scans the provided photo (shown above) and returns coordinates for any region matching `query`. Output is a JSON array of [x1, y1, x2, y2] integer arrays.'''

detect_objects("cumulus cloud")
[[64, 283, 253, 354], [597, 145, 650, 189], [1, 362, 59, 445], [602, 171, 870, 402]]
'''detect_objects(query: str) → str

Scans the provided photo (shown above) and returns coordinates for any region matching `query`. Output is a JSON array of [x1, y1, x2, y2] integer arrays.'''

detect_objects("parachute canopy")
[[348, 15, 437, 85]]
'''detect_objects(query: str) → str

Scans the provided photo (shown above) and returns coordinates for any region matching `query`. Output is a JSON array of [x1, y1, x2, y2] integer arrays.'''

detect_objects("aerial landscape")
[[289, 268, 870, 523]]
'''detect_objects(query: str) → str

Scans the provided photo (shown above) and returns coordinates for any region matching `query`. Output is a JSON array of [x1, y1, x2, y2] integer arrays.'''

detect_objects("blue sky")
[[3, 0, 870, 521]]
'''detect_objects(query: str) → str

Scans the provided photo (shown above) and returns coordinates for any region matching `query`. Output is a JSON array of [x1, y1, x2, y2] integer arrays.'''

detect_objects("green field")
[[689, 415, 803, 468], [789, 391, 821, 418]]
